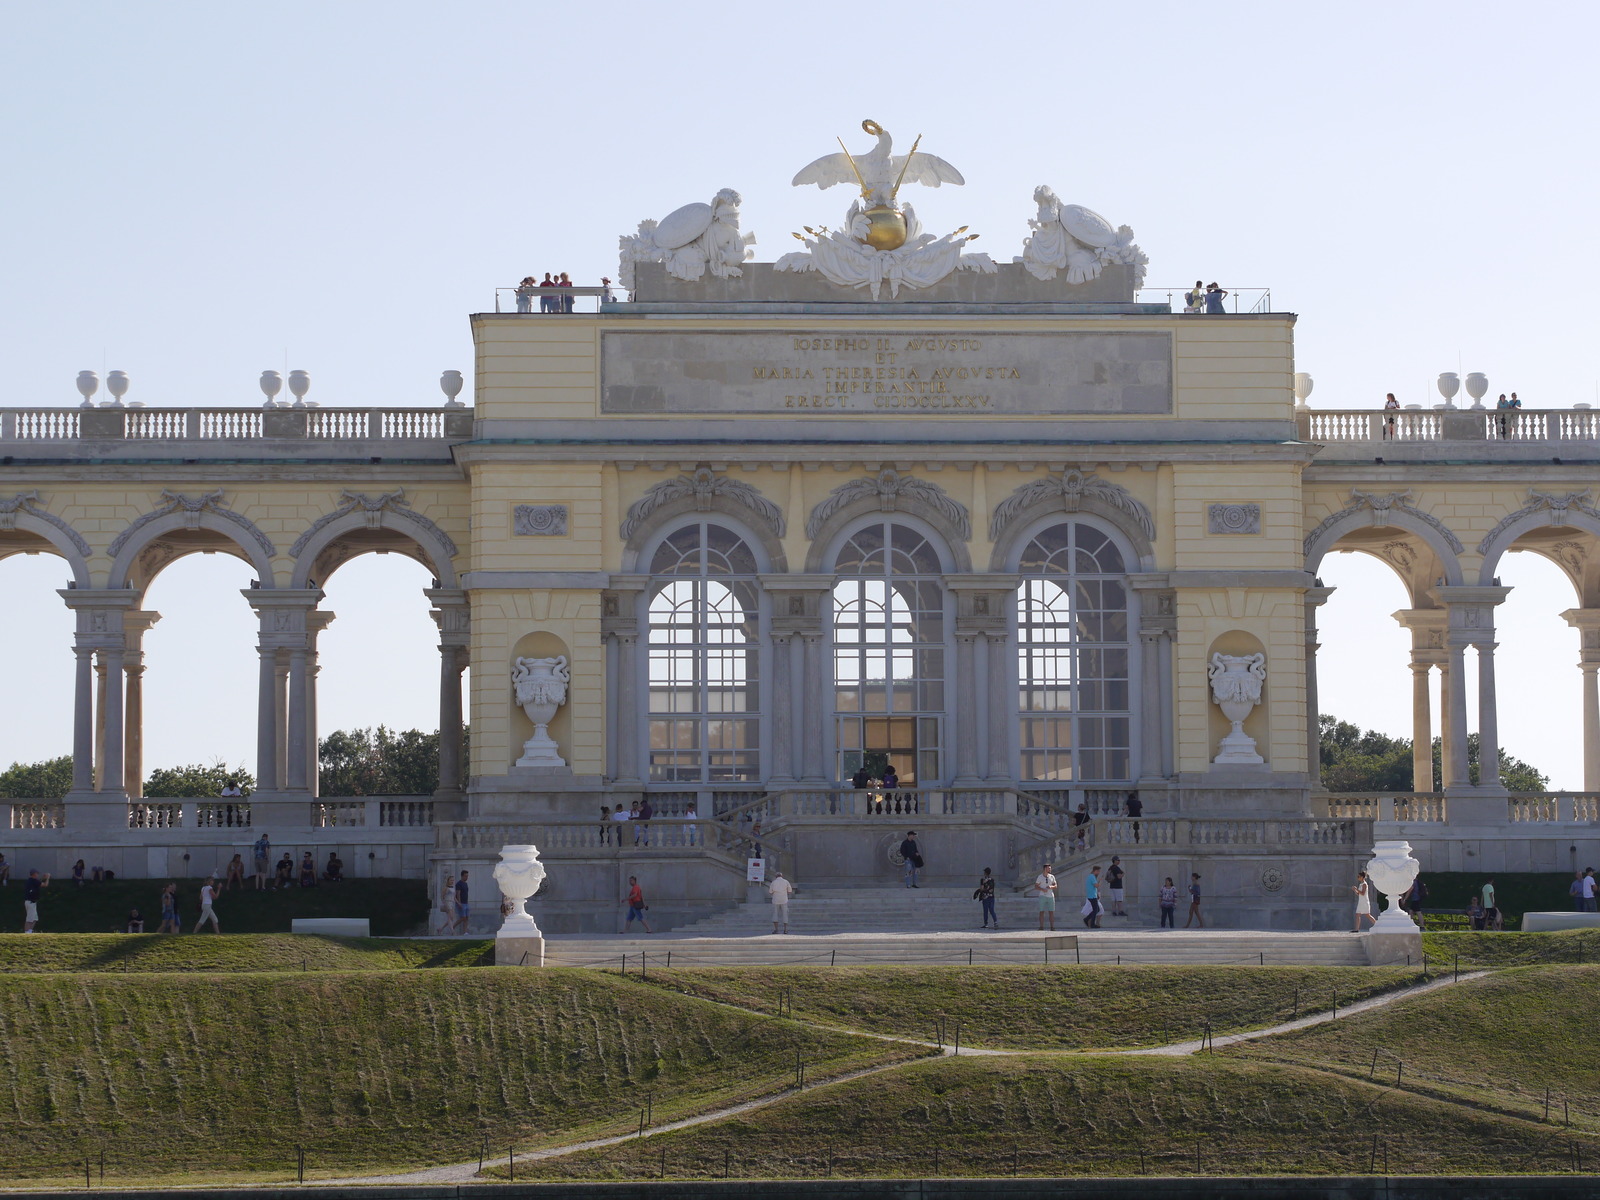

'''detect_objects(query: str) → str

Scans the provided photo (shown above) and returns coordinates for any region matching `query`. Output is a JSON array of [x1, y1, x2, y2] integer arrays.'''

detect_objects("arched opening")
[[1015, 520, 1135, 784], [644, 521, 762, 784], [830, 519, 949, 786], [1492, 546, 1582, 789], [0, 552, 77, 794]]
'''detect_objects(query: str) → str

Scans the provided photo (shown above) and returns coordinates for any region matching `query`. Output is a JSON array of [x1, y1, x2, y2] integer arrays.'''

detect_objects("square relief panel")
[[1207, 503, 1261, 535], [513, 505, 569, 536]]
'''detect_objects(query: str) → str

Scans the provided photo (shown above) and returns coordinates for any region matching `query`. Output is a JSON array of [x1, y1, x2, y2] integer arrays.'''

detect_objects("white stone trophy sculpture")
[[512, 655, 571, 768], [493, 844, 547, 966], [1207, 652, 1267, 764], [1018, 185, 1148, 288]]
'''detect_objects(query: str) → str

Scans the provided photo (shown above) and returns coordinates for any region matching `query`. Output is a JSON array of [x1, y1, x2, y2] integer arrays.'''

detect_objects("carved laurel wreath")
[[0, 491, 91, 556], [1475, 489, 1600, 556], [620, 468, 785, 542], [289, 489, 458, 559], [805, 469, 971, 541], [989, 469, 1155, 542], [108, 490, 276, 559], [1302, 490, 1464, 558]]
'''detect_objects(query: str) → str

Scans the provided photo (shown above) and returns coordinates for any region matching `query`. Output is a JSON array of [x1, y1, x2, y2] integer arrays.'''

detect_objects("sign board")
[[601, 330, 1173, 416], [746, 857, 766, 883]]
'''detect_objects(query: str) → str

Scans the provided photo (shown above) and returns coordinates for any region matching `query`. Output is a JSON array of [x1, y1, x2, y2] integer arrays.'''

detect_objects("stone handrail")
[[1300, 408, 1600, 444], [442, 818, 758, 873], [1012, 815, 1367, 880], [0, 407, 472, 442], [1327, 792, 1600, 824]]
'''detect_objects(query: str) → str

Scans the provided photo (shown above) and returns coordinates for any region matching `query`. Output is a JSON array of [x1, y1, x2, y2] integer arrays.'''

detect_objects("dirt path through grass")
[[336, 968, 1488, 1185]]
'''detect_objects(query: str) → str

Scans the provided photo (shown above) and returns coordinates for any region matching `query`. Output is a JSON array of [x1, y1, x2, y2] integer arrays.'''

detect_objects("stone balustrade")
[[1325, 792, 1599, 825], [3, 796, 431, 831], [1300, 409, 1600, 445]]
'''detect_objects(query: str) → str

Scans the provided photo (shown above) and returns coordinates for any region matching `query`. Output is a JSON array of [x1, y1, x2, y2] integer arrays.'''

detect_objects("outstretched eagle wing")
[[792, 152, 860, 190], [889, 152, 965, 188]]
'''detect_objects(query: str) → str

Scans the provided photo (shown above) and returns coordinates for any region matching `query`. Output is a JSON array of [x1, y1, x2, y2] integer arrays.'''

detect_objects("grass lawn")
[[1423, 928, 1598, 968], [0, 968, 927, 1185], [512, 1054, 1600, 1181], [0, 932, 493, 973], [1227, 965, 1600, 1131], [0, 877, 430, 936], [1414, 871, 1579, 927], [642, 964, 1418, 1051]]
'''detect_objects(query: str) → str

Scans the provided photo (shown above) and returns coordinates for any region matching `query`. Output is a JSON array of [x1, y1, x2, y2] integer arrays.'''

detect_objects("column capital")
[[426, 587, 469, 643], [1432, 585, 1512, 644], [1303, 585, 1336, 607], [58, 588, 140, 646], [764, 574, 834, 636], [242, 588, 326, 647]]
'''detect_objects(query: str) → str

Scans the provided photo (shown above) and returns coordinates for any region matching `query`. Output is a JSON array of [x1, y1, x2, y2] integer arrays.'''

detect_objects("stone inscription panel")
[[601, 331, 1172, 416]]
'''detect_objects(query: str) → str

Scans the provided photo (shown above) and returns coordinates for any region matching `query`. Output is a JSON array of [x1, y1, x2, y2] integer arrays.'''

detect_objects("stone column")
[[254, 645, 279, 792], [93, 655, 108, 791], [1476, 640, 1502, 789], [762, 576, 835, 786], [1129, 579, 1177, 792], [1561, 608, 1600, 792], [801, 633, 828, 781], [1433, 585, 1511, 797], [120, 612, 160, 799], [70, 645, 95, 792], [426, 588, 469, 803], [767, 632, 796, 783], [1439, 656, 1456, 787], [602, 579, 648, 787], [242, 588, 325, 816], [99, 646, 126, 794], [285, 647, 309, 791], [952, 633, 980, 783], [946, 576, 1017, 786], [1394, 608, 1448, 793], [305, 611, 335, 798], [1409, 661, 1434, 792], [58, 590, 139, 825], [984, 630, 1013, 781], [1303, 586, 1334, 787]]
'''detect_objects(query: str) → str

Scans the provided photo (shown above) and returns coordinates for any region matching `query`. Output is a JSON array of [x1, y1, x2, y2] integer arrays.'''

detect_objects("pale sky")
[[2, 2, 1596, 785]]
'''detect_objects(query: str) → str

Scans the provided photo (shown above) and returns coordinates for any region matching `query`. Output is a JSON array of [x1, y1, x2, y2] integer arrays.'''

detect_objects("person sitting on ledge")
[[125, 909, 144, 934], [324, 853, 344, 883], [275, 852, 294, 890], [299, 852, 317, 888]]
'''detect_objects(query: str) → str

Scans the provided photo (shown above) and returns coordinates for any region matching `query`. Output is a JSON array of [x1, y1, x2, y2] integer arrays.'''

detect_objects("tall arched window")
[[832, 520, 945, 785], [646, 522, 761, 782], [1017, 521, 1132, 782]]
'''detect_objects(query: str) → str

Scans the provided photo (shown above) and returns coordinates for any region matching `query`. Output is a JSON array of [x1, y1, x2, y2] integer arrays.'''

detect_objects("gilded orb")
[[860, 205, 908, 252]]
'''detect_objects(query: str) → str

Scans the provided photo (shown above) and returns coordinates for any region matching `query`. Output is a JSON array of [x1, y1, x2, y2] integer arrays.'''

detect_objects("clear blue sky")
[[2, 1, 1596, 784]]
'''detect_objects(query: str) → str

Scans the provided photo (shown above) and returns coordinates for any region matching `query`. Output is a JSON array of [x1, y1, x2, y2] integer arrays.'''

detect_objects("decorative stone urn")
[[492, 844, 547, 966], [1207, 652, 1266, 764], [1436, 372, 1459, 408], [1365, 840, 1421, 929], [1464, 372, 1489, 409], [512, 655, 570, 768], [492, 844, 547, 937]]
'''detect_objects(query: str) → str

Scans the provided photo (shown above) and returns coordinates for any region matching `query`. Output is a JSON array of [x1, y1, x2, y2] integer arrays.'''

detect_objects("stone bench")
[[291, 917, 371, 938], [1520, 912, 1600, 933]]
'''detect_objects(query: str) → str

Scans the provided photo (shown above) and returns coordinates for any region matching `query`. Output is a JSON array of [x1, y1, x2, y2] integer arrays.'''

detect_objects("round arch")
[[623, 500, 785, 574], [806, 500, 969, 574], [289, 509, 459, 589], [109, 512, 276, 593], [1477, 508, 1600, 591], [0, 513, 92, 587], [1303, 507, 1466, 587], [998, 508, 1145, 576]]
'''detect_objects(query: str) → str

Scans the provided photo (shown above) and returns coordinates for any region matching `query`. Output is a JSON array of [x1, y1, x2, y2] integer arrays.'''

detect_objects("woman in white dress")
[[436, 872, 458, 936], [1352, 870, 1376, 932]]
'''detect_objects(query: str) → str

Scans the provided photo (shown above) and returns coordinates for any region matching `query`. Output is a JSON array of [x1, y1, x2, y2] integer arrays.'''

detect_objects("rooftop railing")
[[1301, 408, 1600, 444], [0, 407, 472, 442], [1136, 286, 1273, 314], [493, 285, 617, 313]]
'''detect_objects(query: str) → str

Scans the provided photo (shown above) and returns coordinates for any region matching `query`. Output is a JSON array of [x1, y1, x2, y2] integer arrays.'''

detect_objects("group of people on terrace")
[[1182, 281, 1229, 314], [1379, 390, 1527, 439], [514, 273, 614, 313]]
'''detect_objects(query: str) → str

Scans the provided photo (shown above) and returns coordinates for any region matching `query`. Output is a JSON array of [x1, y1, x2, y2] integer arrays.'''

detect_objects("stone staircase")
[[673, 885, 1085, 936]]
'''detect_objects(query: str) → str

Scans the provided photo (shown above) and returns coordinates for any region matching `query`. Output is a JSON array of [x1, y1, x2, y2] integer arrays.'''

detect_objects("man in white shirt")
[[683, 802, 698, 846], [1581, 868, 1597, 913], [1035, 863, 1058, 931], [768, 870, 795, 934], [193, 877, 221, 933]]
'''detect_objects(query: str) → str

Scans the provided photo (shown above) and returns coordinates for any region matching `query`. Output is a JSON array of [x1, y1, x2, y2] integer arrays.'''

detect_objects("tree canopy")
[[0, 756, 72, 799], [143, 762, 255, 798], [316, 726, 468, 796], [1319, 714, 1548, 792]]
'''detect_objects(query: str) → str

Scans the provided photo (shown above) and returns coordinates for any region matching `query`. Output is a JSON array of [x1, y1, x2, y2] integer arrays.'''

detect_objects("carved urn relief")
[[493, 844, 547, 938], [1207, 652, 1266, 765], [1364, 840, 1422, 929], [512, 655, 570, 768]]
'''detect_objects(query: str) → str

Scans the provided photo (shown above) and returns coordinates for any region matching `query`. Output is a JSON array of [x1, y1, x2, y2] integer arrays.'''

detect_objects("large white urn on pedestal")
[[492, 844, 547, 966], [1293, 372, 1314, 409], [1437, 373, 1460, 410], [1365, 840, 1421, 929], [1464, 373, 1489, 409], [1208, 652, 1266, 764], [512, 655, 570, 768]]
